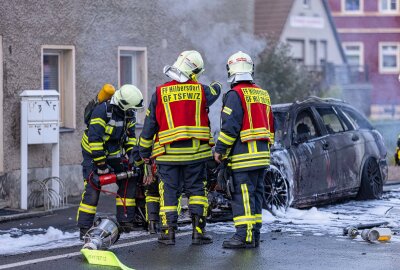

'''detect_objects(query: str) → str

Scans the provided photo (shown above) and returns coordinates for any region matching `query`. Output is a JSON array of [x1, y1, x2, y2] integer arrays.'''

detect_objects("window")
[[315, 107, 347, 134], [379, 0, 398, 13], [342, 0, 362, 13], [379, 43, 400, 73], [303, 0, 311, 9], [294, 109, 320, 143], [118, 47, 147, 123], [287, 39, 305, 64], [319, 40, 327, 65], [340, 107, 372, 130], [309, 40, 317, 67], [42, 46, 75, 129], [343, 43, 364, 69]]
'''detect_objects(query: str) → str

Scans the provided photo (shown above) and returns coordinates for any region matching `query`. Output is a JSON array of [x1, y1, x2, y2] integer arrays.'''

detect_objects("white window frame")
[[0, 36, 3, 173], [342, 42, 364, 70], [379, 42, 400, 73], [118, 46, 148, 124], [41, 45, 76, 129], [342, 0, 364, 14], [379, 0, 399, 13]]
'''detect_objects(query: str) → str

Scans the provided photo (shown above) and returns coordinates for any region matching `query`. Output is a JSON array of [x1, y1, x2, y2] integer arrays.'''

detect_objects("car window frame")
[[291, 106, 324, 145], [312, 105, 350, 135], [336, 105, 373, 130]]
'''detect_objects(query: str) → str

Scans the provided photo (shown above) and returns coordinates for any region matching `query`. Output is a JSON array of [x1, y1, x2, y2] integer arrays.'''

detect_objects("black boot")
[[254, 233, 260, 248], [158, 227, 175, 245], [148, 220, 158, 234], [192, 215, 213, 245], [222, 235, 255, 249]]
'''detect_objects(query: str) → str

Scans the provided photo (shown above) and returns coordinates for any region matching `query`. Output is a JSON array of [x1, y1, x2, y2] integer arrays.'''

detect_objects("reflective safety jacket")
[[215, 82, 274, 172], [81, 101, 141, 166], [139, 80, 221, 165]]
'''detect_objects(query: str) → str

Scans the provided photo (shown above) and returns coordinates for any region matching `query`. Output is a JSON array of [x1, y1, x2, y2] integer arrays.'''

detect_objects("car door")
[[314, 105, 360, 194], [290, 107, 336, 199]]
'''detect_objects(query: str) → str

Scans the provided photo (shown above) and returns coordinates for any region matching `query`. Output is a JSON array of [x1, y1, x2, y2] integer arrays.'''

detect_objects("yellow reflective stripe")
[[159, 132, 209, 145], [189, 196, 208, 206], [125, 147, 133, 152], [146, 109, 150, 116], [241, 184, 253, 242], [116, 198, 136, 206], [146, 196, 160, 203], [240, 127, 270, 136], [90, 118, 106, 128], [155, 150, 212, 162], [218, 131, 236, 146], [93, 156, 106, 162], [164, 103, 174, 129], [248, 141, 257, 154], [247, 103, 253, 128], [108, 149, 121, 156], [126, 137, 137, 145], [195, 91, 202, 126], [140, 137, 153, 148], [160, 206, 178, 212], [233, 215, 255, 226], [151, 144, 166, 158], [222, 106, 232, 115], [255, 214, 262, 224], [89, 142, 104, 151], [135, 159, 144, 166], [159, 181, 167, 227], [159, 126, 210, 137], [79, 203, 96, 214], [81, 134, 91, 153], [127, 122, 136, 128], [230, 159, 270, 170], [231, 152, 270, 162], [165, 140, 210, 154]]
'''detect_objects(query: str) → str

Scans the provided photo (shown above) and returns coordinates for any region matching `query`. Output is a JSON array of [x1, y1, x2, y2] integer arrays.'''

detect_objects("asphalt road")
[[1, 186, 400, 270]]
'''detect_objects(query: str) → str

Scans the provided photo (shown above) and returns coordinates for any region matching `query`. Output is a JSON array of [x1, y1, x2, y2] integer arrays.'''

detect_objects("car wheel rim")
[[366, 159, 382, 197], [264, 167, 289, 211]]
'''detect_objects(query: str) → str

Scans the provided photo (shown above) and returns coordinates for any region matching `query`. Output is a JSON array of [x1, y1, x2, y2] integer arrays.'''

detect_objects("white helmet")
[[164, 50, 205, 82], [111, 84, 144, 111], [226, 51, 254, 83]]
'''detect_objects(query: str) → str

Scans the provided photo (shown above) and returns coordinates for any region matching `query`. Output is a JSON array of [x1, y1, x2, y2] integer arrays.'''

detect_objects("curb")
[[0, 204, 77, 223], [384, 181, 400, 186]]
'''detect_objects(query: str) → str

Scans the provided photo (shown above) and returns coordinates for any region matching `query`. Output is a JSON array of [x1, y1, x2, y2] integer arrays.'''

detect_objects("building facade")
[[328, 0, 400, 119], [0, 0, 257, 209]]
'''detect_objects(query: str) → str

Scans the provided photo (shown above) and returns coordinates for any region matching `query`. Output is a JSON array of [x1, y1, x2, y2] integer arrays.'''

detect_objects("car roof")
[[272, 96, 348, 112]]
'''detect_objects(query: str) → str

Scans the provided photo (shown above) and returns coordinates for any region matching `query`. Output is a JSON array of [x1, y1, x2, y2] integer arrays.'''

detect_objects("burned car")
[[264, 97, 388, 212]]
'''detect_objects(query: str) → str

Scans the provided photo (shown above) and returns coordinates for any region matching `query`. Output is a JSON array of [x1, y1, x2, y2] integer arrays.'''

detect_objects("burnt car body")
[[264, 97, 388, 211]]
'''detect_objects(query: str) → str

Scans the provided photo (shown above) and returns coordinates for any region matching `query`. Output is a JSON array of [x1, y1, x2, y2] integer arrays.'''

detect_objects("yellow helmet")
[[112, 84, 144, 111], [226, 51, 254, 83], [164, 50, 205, 82]]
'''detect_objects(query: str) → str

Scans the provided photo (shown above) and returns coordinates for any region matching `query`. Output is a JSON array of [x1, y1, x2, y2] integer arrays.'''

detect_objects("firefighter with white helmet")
[[139, 50, 221, 245], [214, 51, 274, 249], [77, 84, 144, 239]]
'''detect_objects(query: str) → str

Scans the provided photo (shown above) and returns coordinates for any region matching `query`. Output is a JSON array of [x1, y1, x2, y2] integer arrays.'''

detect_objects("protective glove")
[[95, 161, 110, 175], [143, 158, 154, 186]]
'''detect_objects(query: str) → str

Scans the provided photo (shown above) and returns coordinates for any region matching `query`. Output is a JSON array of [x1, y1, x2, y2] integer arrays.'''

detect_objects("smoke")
[[158, 0, 267, 135]]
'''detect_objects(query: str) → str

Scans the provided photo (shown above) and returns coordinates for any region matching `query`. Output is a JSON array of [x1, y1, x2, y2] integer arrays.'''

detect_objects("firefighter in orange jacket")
[[139, 50, 221, 245], [214, 51, 274, 249]]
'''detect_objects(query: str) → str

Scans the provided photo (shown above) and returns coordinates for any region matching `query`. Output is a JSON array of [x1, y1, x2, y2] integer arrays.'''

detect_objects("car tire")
[[263, 165, 291, 214], [357, 157, 383, 200]]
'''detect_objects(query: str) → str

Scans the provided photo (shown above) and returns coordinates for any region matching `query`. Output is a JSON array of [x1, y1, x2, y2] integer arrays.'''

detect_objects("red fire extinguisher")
[[98, 169, 138, 186]]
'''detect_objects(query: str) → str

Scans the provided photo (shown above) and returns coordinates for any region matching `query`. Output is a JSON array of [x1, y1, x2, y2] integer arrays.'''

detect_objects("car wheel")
[[357, 157, 383, 200], [263, 165, 290, 213]]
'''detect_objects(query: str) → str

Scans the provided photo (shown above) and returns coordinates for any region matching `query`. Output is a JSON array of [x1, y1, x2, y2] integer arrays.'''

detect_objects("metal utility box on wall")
[[20, 90, 60, 210]]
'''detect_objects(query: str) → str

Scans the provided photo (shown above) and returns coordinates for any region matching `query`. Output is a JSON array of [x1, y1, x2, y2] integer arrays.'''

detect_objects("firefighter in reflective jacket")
[[214, 51, 274, 249], [77, 84, 144, 239], [139, 50, 221, 245]]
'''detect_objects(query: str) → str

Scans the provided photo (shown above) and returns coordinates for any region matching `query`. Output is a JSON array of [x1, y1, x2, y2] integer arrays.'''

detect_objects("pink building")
[[328, 0, 400, 119]]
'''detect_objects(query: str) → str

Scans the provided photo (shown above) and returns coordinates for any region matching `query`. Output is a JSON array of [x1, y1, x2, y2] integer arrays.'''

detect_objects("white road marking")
[[0, 231, 192, 269]]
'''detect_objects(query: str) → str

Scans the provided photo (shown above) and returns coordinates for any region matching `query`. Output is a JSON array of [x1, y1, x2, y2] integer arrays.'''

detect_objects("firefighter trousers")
[[76, 156, 137, 229], [145, 179, 160, 222], [230, 169, 265, 243], [157, 162, 208, 229]]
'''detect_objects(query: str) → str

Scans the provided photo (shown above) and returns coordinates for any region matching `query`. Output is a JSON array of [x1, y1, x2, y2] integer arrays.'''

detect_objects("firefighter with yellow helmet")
[[214, 51, 274, 249], [139, 50, 221, 245], [77, 84, 144, 239]]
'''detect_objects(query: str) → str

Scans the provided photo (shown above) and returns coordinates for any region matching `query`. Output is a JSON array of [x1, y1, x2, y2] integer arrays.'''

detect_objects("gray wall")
[[0, 0, 257, 208]]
